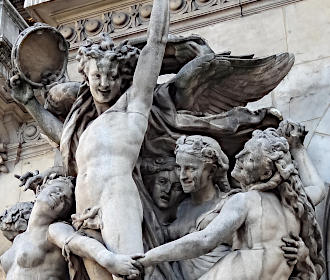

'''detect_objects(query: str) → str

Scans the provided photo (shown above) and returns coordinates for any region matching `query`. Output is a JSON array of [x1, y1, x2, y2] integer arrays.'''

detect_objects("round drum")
[[11, 23, 69, 87]]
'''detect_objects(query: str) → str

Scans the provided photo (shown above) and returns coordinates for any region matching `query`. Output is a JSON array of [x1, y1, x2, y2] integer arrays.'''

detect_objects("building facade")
[[0, 0, 329, 279]]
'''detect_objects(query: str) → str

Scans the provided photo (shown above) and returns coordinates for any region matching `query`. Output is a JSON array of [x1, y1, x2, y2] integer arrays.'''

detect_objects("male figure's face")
[[87, 58, 122, 104], [151, 170, 183, 209], [175, 152, 213, 194], [231, 142, 274, 188]]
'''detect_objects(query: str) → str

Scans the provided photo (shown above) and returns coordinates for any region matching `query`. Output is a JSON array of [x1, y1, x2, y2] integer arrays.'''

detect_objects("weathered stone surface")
[[308, 134, 330, 183], [316, 106, 330, 135], [181, 7, 288, 57], [284, 0, 330, 64]]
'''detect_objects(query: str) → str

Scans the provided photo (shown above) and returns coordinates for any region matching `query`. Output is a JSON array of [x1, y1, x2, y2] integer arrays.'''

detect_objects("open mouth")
[[98, 89, 111, 95], [160, 194, 170, 202]]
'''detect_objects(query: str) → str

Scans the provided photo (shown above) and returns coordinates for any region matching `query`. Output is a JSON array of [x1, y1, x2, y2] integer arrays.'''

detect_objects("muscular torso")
[[75, 92, 148, 213], [237, 191, 300, 280], [0, 231, 69, 280]]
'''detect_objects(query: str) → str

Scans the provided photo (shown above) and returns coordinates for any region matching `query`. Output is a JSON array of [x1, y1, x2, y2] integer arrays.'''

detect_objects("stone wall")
[[0, 0, 329, 278], [177, 0, 330, 185]]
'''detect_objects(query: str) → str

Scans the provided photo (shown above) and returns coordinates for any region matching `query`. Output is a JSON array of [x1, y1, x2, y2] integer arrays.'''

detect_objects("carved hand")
[[281, 233, 309, 266], [9, 74, 35, 105], [99, 253, 143, 279], [278, 120, 306, 149], [14, 167, 62, 193]]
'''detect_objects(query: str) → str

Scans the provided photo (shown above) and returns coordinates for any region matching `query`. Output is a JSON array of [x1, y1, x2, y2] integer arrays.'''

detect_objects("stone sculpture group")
[[0, 0, 326, 279]]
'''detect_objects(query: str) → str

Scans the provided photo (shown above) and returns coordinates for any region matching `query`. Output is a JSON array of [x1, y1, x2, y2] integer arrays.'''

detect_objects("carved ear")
[[260, 169, 273, 181], [209, 163, 217, 177]]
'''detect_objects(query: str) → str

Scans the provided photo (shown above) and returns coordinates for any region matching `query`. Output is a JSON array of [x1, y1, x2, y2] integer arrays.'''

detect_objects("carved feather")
[[171, 52, 295, 114]]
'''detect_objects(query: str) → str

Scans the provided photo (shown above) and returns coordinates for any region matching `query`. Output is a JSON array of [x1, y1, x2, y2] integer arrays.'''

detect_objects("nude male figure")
[[74, 0, 169, 260]]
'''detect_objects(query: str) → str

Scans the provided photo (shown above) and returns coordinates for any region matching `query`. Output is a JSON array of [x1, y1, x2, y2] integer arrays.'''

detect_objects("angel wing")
[[126, 34, 214, 74], [170, 52, 295, 114]]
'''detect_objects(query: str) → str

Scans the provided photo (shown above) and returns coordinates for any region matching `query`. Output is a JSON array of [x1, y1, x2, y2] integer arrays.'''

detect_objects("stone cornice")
[[53, 0, 304, 52], [7, 139, 53, 162], [0, 37, 11, 71]]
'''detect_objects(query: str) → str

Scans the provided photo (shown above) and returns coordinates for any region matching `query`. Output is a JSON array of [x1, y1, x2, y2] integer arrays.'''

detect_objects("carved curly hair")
[[76, 33, 140, 94], [250, 128, 325, 279]]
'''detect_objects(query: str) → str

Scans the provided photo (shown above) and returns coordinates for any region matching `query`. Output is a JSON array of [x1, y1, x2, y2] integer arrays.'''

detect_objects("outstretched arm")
[[139, 192, 248, 267], [48, 222, 141, 277], [128, 0, 169, 114], [278, 120, 326, 206], [10, 75, 63, 144]]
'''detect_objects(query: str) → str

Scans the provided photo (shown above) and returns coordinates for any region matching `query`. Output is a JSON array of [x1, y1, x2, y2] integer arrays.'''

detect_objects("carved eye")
[[158, 177, 167, 184], [95, 73, 101, 79], [176, 165, 181, 171]]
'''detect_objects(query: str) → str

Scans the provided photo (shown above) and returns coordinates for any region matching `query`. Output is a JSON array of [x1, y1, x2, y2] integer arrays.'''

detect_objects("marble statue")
[[0, 201, 34, 242], [137, 123, 325, 280], [0, 176, 143, 280], [3, 0, 326, 278], [141, 156, 185, 225]]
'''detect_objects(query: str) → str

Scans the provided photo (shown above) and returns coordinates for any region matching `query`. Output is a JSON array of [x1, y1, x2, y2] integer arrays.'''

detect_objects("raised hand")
[[9, 74, 35, 105], [14, 170, 42, 193], [277, 120, 307, 149]]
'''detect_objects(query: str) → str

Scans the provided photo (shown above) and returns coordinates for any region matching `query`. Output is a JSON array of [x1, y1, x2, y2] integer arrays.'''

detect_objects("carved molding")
[[7, 139, 53, 162], [17, 121, 41, 144], [0, 37, 11, 72], [0, 0, 28, 31], [58, 0, 304, 51]]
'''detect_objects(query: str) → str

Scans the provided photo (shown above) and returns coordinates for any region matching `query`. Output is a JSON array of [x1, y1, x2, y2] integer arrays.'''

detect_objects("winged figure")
[[10, 32, 294, 280]]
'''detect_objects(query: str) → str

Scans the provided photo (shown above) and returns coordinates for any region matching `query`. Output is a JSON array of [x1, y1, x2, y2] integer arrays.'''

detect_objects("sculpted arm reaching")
[[278, 120, 326, 206], [139, 193, 248, 267], [48, 222, 142, 278], [9, 75, 64, 144]]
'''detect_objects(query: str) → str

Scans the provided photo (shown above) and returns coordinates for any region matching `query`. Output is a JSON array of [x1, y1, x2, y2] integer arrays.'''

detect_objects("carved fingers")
[[110, 254, 142, 279], [278, 120, 306, 149], [281, 233, 309, 266], [14, 170, 41, 192], [9, 74, 35, 105]]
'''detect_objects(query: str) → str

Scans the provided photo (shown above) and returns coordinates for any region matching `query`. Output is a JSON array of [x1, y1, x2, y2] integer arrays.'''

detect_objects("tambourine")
[[11, 23, 68, 87]]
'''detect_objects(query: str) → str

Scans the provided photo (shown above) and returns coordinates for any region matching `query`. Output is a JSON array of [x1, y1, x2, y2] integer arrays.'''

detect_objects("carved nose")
[[180, 169, 187, 180], [100, 77, 110, 90], [164, 182, 171, 193]]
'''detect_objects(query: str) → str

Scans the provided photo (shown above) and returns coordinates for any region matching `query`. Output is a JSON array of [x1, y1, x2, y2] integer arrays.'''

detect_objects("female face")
[[231, 142, 274, 188], [175, 152, 213, 194], [35, 181, 72, 218]]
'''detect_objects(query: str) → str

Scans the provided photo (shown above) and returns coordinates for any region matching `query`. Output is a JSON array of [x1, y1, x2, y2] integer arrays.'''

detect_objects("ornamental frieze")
[[58, 0, 303, 50]]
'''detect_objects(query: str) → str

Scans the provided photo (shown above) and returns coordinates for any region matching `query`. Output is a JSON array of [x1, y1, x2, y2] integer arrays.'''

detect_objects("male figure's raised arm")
[[128, 0, 169, 114]]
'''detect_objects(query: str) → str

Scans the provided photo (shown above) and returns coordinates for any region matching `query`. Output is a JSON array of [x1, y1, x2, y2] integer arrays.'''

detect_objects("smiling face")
[[151, 170, 183, 209], [36, 180, 73, 219], [175, 152, 213, 194], [231, 142, 274, 188], [87, 58, 122, 104]]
